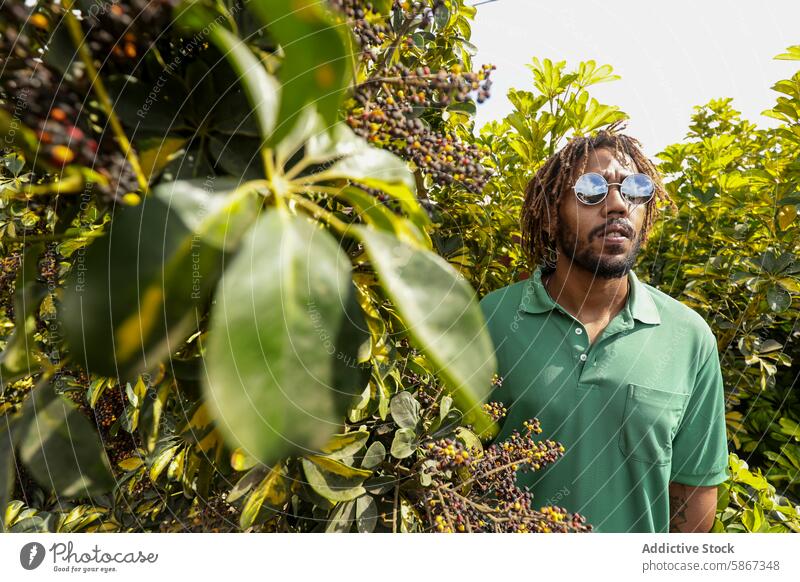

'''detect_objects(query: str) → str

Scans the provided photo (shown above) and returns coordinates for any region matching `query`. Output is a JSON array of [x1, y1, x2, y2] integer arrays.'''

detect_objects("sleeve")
[[669, 343, 730, 486]]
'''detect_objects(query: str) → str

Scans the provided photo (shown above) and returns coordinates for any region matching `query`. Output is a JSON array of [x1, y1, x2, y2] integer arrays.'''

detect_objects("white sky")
[[471, 0, 800, 156]]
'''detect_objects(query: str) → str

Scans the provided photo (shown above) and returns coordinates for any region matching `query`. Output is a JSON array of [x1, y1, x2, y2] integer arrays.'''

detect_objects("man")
[[479, 130, 729, 533]]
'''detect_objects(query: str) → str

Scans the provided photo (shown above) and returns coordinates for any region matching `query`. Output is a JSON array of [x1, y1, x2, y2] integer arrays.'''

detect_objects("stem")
[[62, 0, 148, 193], [289, 194, 350, 236], [2, 230, 106, 244], [3, 171, 85, 197], [392, 483, 399, 533]]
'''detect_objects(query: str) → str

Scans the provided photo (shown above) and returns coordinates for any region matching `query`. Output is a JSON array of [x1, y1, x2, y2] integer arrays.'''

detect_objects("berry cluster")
[[482, 400, 507, 422], [416, 416, 592, 533], [425, 437, 473, 471], [331, 0, 496, 194], [329, 0, 389, 51], [82, 0, 181, 72], [0, 4, 138, 198], [346, 63, 494, 194]]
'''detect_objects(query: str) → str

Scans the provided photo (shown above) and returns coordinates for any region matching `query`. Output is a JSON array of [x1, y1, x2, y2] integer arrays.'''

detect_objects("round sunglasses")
[[572, 172, 655, 206]]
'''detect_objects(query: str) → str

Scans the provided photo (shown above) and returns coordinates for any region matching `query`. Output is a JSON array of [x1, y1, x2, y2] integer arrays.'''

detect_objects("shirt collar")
[[518, 267, 661, 325]]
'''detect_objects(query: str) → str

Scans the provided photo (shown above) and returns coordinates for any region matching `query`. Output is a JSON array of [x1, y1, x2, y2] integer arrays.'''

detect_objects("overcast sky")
[[471, 0, 800, 157]]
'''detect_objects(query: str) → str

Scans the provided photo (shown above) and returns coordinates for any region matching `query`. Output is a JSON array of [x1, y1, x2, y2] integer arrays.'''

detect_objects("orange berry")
[[50, 145, 74, 165], [30, 13, 49, 30]]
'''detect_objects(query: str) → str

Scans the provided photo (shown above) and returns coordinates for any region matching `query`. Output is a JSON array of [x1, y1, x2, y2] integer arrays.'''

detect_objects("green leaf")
[[356, 494, 378, 532], [767, 285, 792, 312], [176, 2, 279, 140], [301, 456, 371, 502], [360, 441, 386, 469], [390, 427, 417, 459], [152, 178, 262, 252], [239, 465, 289, 529], [246, 0, 350, 144], [775, 45, 800, 60], [17, 380, 114, 499], [204, 210, 366, 465], [59, 196, 224, 381], [0, 416, 16, 532], [389, 391, 421, 430], [429, 409, 463, 439], [439, 395, 453, 420], [354, 226, 498, 437], [320, 431, 369, 460], [300, 122, 430, 234], [324, 499, 356, 532], [0, 244, 47, 387], [149, 444, 179, 482], [333, 186, 425, 246], [227, 466, 268, 504]]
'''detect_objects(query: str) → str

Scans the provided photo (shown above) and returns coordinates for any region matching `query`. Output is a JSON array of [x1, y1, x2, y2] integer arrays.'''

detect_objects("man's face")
[[554, 147, 648, 279]]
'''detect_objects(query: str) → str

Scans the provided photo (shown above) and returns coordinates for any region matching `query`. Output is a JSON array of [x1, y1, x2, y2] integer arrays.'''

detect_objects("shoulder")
[[639, 278, 718, 357], [479, 279, 529, 315], [478, 279, 530, 332]]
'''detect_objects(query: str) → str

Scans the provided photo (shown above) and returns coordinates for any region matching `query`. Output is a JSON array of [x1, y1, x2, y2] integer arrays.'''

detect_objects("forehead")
[[573, 146, 638, 178]]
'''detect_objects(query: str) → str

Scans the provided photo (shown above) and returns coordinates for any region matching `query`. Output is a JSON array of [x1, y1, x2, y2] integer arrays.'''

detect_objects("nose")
[[602, 184, 630, 218]]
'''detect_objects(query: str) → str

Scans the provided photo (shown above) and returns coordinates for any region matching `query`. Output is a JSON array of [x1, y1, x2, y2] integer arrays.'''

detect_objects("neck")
[[542, 259, 630, 324]]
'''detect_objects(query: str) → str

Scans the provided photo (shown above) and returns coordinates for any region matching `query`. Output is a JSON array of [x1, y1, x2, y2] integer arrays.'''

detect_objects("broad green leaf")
[[455, 427, 483, 456], [298, 121, 431, 235], [139, 137, 189, 182], [231, 448, 259, 471], [246, 0, 350, 144], [176, 2, 279, 140], [767, 285, 791, 312], [204, 210, 368, 465], [354, 226, 498, 437], [302, 455, 371, 502], [334, 186, 426, 246], [389, 391, 421, 430], [361, 441, 386, 469], [775, 45, 800, 61], [239, 465, 289, 529], [390, 428, 417, 459], [59, 196, 224, 381], [17, 381, 114, 499], [117, 457, 144, 471], [149, 444, 179, 482], [153, 178, 261, 251], [227, 466, 268, 504], [356, 494, 378, 533], [320, 431, 369, 460], [324, 499, 356, 532]]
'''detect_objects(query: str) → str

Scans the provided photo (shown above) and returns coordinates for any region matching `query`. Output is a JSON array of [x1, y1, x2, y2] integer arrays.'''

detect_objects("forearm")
[[668, 482, 718, 532]]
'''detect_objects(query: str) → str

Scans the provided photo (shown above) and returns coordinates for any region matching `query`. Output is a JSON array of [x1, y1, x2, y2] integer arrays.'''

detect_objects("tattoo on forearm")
[[669, 490, 689, 533]]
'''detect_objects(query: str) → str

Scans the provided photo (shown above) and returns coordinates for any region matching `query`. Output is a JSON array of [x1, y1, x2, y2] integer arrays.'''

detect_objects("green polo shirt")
[[479, 267, 729, 533]]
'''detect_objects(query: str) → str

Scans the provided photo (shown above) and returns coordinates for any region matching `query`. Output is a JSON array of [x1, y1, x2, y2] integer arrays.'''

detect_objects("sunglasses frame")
[[572, 172, 655, 206]]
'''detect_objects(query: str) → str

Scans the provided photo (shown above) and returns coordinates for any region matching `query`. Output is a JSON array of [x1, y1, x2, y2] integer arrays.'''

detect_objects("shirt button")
[[579, 354, 588, 362], [575, 328, 583, 335]]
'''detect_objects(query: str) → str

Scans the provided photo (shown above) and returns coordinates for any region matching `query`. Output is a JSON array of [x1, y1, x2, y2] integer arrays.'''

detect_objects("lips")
[[599, 224, 633, 240]]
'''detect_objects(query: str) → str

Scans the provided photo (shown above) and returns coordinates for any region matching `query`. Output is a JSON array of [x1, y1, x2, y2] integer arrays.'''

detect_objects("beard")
[[556, 220, 642, 279]]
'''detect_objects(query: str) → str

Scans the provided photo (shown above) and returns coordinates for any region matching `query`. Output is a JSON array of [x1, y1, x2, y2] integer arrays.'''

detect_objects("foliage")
[[636, 65, 800, 529], [1, 0, 799, 535]]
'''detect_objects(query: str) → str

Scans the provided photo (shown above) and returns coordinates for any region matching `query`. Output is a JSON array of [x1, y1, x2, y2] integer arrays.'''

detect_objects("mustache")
[[591, 220, 635, 240]]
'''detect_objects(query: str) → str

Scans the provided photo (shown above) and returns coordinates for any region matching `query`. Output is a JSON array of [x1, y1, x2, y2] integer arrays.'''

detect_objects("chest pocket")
[[618, 384, 689, 465]]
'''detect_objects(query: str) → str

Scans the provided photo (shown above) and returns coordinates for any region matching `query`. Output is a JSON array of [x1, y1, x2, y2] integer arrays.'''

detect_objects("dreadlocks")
[[520, 128, 674, 269]]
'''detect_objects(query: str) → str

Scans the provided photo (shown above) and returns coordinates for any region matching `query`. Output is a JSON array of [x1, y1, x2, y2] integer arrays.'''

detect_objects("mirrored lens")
[[574, 173, 608, 204], [621, 173, 654, 203]]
